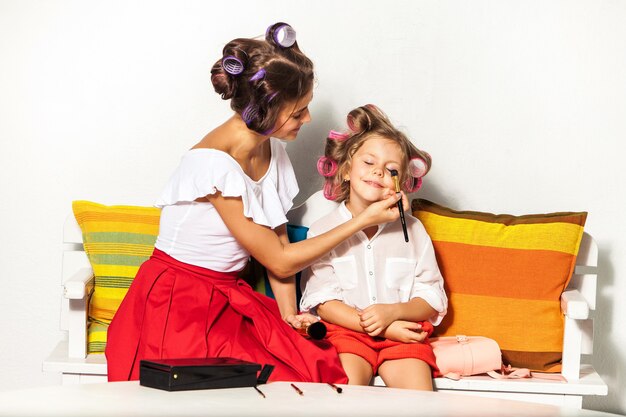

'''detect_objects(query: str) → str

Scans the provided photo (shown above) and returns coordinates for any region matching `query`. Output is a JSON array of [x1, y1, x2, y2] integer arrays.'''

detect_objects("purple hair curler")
[[317, 156, 338, 177], [249, 68, 266, 82], [222, 56, 245, 75], [241, 104, 259, 126], [328, 130, 349, 141], [272, 24, 297, 48]]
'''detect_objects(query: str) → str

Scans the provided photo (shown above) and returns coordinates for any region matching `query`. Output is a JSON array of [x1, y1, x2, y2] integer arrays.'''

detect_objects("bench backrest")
[[60, 192, 599, 355]]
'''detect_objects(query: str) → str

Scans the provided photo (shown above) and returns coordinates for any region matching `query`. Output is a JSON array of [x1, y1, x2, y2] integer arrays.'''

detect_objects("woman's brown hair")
[[210, 22, 314, 135]]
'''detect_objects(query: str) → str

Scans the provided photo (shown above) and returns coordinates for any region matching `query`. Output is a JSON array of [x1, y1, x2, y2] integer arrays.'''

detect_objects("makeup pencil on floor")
[[328, 382, 343, 393], [290, 383, 304, 395], [254, 385, 266, 398]]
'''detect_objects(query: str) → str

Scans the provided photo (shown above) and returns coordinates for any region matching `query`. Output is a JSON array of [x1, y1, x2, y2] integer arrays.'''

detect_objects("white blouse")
[[299, 202, 448, 326], [154, 138, 299, 273]]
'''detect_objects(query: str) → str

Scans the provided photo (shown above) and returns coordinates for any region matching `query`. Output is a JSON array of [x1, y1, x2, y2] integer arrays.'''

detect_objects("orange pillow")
[[413, 199, 587, 372]]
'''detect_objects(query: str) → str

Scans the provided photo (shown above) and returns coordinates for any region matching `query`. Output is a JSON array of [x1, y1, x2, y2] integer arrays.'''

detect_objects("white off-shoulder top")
[[154, 138, 299, 272]]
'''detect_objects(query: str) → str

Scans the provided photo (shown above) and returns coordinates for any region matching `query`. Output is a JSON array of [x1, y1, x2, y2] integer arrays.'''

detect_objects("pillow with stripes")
[[413, 199, 587, 372], [72, 201, 160, 353]]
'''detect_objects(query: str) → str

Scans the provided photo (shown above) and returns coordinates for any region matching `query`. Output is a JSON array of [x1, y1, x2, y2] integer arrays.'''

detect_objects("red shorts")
[[324, 321, 439, 375]]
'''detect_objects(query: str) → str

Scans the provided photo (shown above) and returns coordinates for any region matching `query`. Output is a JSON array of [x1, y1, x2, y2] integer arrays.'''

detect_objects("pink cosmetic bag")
[[431, 335, 502, 380]]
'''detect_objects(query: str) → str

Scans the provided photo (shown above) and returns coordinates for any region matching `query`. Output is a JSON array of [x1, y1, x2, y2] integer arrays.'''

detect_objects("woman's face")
[[270, 90, 313, 141]]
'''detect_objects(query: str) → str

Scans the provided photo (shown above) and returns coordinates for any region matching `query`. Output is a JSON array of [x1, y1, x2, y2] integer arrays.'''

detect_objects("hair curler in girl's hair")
[[323, 181, 339, 200], [408, 157, 428, 178], [402, 157, 428, 192], [404, 176, 423, 193], [222, 56, 245, 75], [328, 130, 349, 141], [317, 156, 338, 177]]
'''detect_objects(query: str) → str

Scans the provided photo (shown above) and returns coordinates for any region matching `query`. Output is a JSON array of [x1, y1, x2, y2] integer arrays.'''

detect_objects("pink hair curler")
[[404, 176, 423, 193], [323, 181, 338, 200], [317, 157, 338, 177], [328, 130, 349, 141], [408, 157, 428, 178]]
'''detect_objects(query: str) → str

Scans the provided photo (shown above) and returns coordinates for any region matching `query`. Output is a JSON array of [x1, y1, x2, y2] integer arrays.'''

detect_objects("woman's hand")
[[284, 312, 319, 329], [381, 320, 428, 343], [356, 191, 409, 229], [358, 303, 398, 337]]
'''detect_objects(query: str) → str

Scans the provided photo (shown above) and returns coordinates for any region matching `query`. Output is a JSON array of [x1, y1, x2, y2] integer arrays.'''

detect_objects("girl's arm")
[[207, 191, 406, 278], [316, 300, 365, 333], [318, 300, 430, 343], [358, 298, 438, 337]]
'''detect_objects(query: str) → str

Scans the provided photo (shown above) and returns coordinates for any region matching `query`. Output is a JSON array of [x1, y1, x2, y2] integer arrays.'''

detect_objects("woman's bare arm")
[[207, 191, 406, 278], [266, 224, 298, 317]]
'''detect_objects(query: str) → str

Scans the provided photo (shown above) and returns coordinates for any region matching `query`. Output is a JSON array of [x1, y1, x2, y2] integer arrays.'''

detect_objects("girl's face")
[[271, 90, 313, 141], [345, 136, 404, 206]]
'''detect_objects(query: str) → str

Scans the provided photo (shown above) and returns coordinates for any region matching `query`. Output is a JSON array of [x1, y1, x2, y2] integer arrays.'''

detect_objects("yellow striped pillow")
[[72, 201, 160, 354], [413, 199, 587, 372]]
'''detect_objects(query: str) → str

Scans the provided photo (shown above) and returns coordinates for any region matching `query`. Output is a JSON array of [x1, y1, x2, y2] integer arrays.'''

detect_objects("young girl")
[[105, 25, 407, 383], [300, 105, 448, 390]]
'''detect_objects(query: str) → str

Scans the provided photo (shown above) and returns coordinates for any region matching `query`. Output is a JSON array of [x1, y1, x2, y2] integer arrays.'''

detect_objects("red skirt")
[[105, 249, 347, 383]]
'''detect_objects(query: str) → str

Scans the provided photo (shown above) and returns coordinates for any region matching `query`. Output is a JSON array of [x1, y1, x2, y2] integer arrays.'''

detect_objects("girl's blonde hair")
[[318, 104, 431, 202]]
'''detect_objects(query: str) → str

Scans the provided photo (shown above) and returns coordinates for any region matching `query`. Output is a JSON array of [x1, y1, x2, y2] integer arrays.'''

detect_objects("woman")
[[105, 22, 407, 383]]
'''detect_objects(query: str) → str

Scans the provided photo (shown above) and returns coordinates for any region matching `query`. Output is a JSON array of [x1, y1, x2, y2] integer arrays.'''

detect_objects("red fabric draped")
[[105, 249, 347, 384]]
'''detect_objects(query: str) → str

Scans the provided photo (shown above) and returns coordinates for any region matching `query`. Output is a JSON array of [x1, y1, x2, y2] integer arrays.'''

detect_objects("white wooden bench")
[[43, 191, 608, 408]]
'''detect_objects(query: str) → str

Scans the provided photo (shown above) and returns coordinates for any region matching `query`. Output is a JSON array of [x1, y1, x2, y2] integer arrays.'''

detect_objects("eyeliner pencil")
[[390, 170, 409, 242]]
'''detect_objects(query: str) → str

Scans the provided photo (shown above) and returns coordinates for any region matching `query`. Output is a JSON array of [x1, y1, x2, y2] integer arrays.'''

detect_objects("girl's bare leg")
[[377, 358, 433, 391], [338, 353, 374, 385]]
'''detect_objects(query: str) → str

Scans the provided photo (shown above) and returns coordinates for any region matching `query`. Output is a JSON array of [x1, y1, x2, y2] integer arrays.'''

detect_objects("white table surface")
[[0, 381, 620, 417]]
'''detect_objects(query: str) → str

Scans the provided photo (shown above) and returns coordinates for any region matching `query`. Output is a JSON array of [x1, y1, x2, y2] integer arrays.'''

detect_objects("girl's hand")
[[359, 304, 397, 337], [284, 312, 319, 329], [381, 320, 427, 343], [356, 191, 409, 229]]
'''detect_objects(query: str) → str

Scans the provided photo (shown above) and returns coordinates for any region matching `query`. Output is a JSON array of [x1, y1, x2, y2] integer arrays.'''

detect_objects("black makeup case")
[[139, 357, 274, 391]]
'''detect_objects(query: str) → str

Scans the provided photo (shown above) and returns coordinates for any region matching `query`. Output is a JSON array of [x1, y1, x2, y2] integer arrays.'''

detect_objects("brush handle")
[[397, 197, 409, 242]]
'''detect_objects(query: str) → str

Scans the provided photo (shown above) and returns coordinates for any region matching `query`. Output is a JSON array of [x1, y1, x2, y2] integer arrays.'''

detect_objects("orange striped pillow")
[[413, 199, 587, 372]]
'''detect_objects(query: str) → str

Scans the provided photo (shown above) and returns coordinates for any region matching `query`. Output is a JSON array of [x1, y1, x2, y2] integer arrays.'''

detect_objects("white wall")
[[1, 0, 624, 413]]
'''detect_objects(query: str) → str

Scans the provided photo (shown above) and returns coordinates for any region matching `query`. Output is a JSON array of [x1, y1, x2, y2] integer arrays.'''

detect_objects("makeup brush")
[[295, 321, 327, 340], [389, 169, 409, 242]]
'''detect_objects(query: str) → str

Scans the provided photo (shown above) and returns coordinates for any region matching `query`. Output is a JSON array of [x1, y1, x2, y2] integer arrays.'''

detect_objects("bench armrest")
[[561, 289, 589, 320], [63, 268, 94, 300]]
